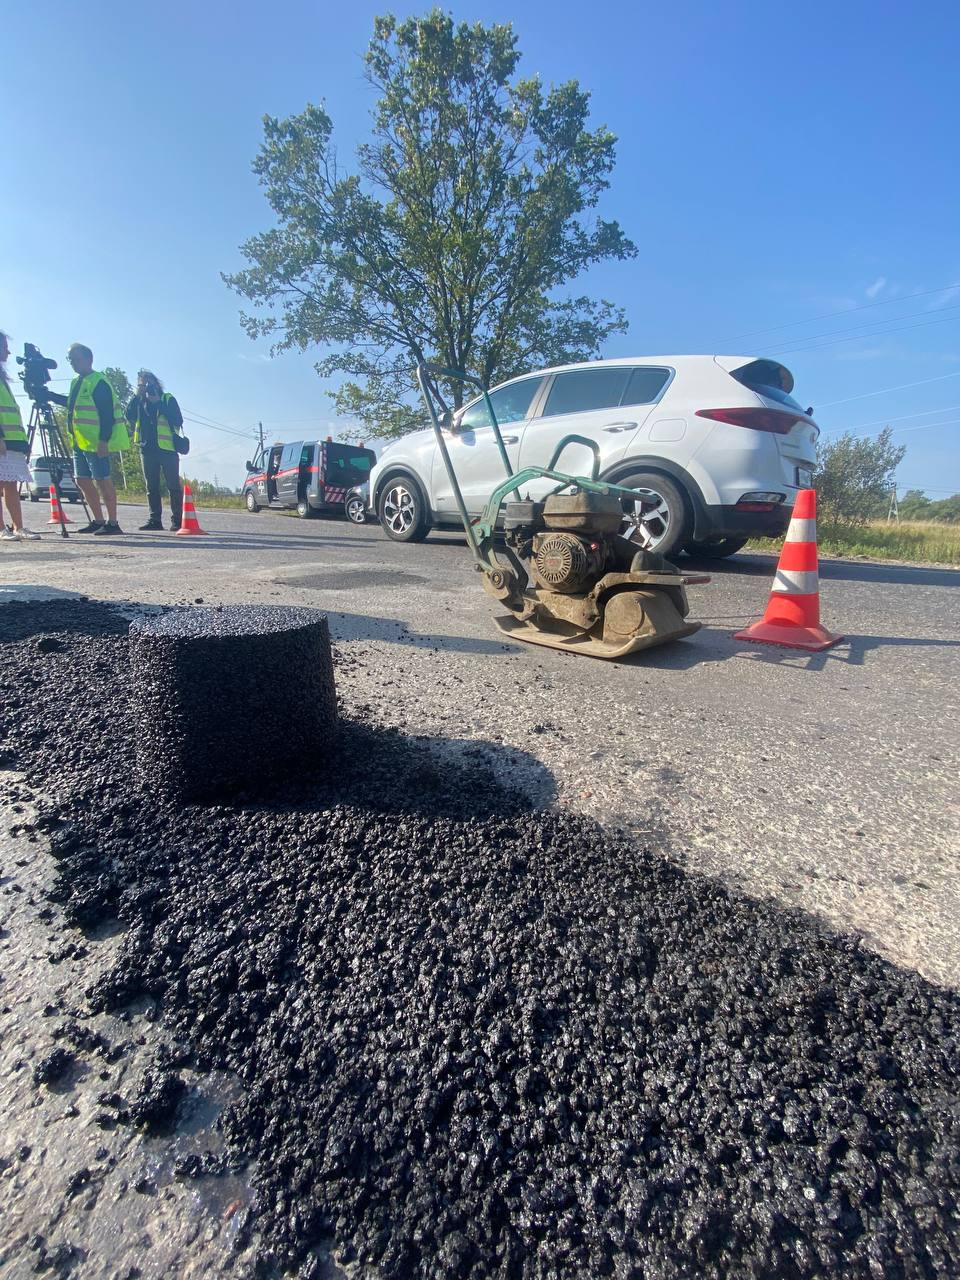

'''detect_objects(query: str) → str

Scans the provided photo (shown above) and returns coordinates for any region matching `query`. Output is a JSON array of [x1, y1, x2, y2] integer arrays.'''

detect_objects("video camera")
[[15, 343, 57, 403]]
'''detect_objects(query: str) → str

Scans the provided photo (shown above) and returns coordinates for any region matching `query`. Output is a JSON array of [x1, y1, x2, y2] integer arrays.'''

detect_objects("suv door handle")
[[603, 422, 637, 433], [501, 435, 519, 444]]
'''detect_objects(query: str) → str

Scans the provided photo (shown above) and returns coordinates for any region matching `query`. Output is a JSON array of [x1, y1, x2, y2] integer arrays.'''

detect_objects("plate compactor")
[[417, 364, 709, 661]]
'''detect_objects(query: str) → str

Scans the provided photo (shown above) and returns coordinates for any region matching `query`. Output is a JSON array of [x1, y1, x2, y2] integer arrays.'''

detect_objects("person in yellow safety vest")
[[125, 370, 185, 531], [0, 331, 41, 540], [45, 343, 129, 535]]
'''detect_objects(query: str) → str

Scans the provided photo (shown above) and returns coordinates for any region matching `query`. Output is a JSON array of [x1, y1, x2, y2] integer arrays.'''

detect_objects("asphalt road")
[[2, 501, 958, 987]]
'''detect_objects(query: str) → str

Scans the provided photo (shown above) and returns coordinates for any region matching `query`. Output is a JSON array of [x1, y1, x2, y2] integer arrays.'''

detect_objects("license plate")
[[796, 467, 813, 488]]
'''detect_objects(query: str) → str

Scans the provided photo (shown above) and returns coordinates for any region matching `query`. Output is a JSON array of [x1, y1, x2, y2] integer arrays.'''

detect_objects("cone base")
[[735, 619, 843, 652], [176, 526, 208, 536], [47, 518, 73, 525]]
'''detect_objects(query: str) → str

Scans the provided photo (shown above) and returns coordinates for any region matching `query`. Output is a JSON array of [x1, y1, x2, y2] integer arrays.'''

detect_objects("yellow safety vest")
[[132, 393, 178, 452], [69, 372, 130, 452], [0, 377, 28, 453]]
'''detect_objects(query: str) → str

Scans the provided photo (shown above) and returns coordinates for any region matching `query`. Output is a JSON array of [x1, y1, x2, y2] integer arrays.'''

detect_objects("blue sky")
[[3, 0, 958, 492]]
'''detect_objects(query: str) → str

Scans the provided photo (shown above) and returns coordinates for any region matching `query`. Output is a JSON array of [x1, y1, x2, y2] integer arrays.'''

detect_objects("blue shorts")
[[74, 449, 112, 481]]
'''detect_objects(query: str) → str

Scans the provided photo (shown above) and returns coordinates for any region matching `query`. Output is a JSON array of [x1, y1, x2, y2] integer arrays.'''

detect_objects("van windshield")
[[730, 360, 806, 414], [323, 443, 376, 488]]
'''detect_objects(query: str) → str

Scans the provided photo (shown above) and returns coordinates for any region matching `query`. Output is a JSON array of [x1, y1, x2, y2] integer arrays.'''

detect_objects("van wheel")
[[683, 536, 749, 560], [245, 490, 260, 513], [345, 493, 366, 524], [617, 471, 690, 558], [30, 494, 40, 503], [296, 498, 314, 519], [378, 478, 430, 542]]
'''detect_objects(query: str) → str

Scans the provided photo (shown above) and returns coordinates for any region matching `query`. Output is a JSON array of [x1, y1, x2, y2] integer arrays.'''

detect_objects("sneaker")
[[0, 528, 17, 541], [77, 521, 105, 534], [14, 529, 41, 540], [94, 521, 124, 536], [169, 522, 182, 532], [139, 519, 163, 531]]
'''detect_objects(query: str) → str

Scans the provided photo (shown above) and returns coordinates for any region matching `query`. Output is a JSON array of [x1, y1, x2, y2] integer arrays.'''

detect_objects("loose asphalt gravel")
[[1, 597, 959, 1278]]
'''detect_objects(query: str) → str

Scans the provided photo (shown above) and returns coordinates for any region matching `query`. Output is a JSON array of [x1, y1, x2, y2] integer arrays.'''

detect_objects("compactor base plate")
[[494, 610, 700, 661]]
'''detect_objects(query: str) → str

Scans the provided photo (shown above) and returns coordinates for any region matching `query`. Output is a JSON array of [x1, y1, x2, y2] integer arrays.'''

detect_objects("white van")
[[369, 355, 819, 558], [26, 456, 82, 504]]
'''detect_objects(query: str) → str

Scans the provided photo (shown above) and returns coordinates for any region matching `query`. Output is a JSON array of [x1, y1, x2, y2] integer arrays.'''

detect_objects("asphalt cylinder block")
[[129, 605, 338, 801]]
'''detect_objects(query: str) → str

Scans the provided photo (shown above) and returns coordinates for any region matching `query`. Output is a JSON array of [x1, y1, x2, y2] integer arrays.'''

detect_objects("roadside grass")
[[746, 520, 960, 566], [117, 492, 243, 511]]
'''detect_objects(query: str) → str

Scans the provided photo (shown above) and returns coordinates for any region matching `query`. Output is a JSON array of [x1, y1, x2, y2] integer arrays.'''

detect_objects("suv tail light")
[[696, 407, 800, 435]]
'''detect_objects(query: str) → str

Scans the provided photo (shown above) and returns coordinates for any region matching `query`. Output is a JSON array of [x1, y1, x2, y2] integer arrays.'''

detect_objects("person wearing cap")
[[125, 370, 185, 531], [45, 343, 129, 534]]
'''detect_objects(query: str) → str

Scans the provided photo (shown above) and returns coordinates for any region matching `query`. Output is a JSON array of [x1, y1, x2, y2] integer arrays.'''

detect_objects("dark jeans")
[[141, 448, 183, 524]]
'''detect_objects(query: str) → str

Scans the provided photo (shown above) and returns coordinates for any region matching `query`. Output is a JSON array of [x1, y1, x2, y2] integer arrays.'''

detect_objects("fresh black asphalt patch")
[[0, 599, 958, 1278]]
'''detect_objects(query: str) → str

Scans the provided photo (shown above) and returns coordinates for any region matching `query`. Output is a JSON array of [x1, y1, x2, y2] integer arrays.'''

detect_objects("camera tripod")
[[23, 401, 91, 539]]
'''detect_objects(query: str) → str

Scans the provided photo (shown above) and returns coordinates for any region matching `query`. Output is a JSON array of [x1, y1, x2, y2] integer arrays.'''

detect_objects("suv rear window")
[[622, 367, 671, 406], [542, 366, 671, 417], [730, 361, 805, 414], [543, 368, 631, 417]]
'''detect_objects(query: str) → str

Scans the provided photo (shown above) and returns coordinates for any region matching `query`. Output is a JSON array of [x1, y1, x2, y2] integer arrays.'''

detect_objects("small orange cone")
[[735, 489, 842, 651], [47, 484, 73, 525], [176, 482, 208, 536]]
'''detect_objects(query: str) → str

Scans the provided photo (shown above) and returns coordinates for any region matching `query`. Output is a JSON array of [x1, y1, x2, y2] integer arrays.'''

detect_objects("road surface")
[[2, 502, 958, 987]]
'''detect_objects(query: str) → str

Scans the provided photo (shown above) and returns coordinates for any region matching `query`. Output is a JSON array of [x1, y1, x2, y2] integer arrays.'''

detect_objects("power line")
[[181, 414, 253, 442], [817, 370, 960, 408], [822, 404, 960, 435], [759, 303, 960, 355], [831, 417, 960, 442], [713, 282, 960, 345], [762, 312, 960, 358], [181, 406, 252, 435]]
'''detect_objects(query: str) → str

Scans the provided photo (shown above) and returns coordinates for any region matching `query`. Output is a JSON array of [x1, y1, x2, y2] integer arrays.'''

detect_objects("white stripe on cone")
[[772, 568, 820, 594], [785, 516, 817, 542]]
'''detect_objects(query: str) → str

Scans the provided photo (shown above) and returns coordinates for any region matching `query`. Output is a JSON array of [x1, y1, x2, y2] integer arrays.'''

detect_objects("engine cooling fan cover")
[[533, 531, 592, 593]]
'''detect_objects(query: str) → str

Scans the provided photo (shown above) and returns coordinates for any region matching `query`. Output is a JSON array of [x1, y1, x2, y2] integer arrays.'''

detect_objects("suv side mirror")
[[439, 409, 454, 432], [245, 460, 255, 472]]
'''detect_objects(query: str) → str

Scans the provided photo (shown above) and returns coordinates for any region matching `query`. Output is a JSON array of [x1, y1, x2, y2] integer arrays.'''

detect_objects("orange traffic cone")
[[176, 482, 208, 536], [735, 489, 842, 651], [47, 485, 73, 525]]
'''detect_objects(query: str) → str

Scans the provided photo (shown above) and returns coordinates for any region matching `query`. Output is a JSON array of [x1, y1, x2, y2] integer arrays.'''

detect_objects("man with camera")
[[125, 370, 185, 531], [45, 343, 129, 535]]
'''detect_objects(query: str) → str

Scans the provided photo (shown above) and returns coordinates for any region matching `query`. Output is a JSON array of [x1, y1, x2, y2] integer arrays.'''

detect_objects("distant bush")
[[814, 427, 906, 526]]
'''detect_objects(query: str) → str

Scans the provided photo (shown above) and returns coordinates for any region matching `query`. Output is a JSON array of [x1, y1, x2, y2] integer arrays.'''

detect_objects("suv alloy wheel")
[[616, 471, 689, 558], [378, 478, 430, 542]]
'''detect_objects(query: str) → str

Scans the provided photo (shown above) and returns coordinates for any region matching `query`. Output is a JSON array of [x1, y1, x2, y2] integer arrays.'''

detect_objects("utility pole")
[[887, 487, 900, 525], [257, 421, 265, 454]]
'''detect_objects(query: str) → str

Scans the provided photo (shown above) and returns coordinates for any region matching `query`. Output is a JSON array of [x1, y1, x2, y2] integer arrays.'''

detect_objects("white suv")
[[370, 355, 819, 558]]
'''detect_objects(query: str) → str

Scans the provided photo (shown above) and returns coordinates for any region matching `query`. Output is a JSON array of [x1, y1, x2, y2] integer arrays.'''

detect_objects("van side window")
[[300, 444, 314, 467], [280, 442, 301, 468], [459, 378, 542, 431], [542, 368, 631, 417], [621, 368, 671, 406]]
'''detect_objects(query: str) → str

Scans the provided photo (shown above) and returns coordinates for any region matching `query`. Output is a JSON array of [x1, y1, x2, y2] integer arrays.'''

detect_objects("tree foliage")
[[814, 427, 907, 526], [101, 366, 142, 490], [898, 487, 960, 522], [224, 9, 636, 438]]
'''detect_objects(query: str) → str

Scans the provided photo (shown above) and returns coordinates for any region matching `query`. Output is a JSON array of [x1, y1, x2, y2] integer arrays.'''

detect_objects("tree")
[[899, 488, 960, 522], [898, 488, 931, 521], [102, 366, 143, 492], [814, 427, 906, 526], [224, 9, 636, 439]]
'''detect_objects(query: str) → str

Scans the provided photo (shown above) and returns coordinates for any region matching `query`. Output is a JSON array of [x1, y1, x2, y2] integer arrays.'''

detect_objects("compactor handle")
[[546, 434, 601, 480]]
